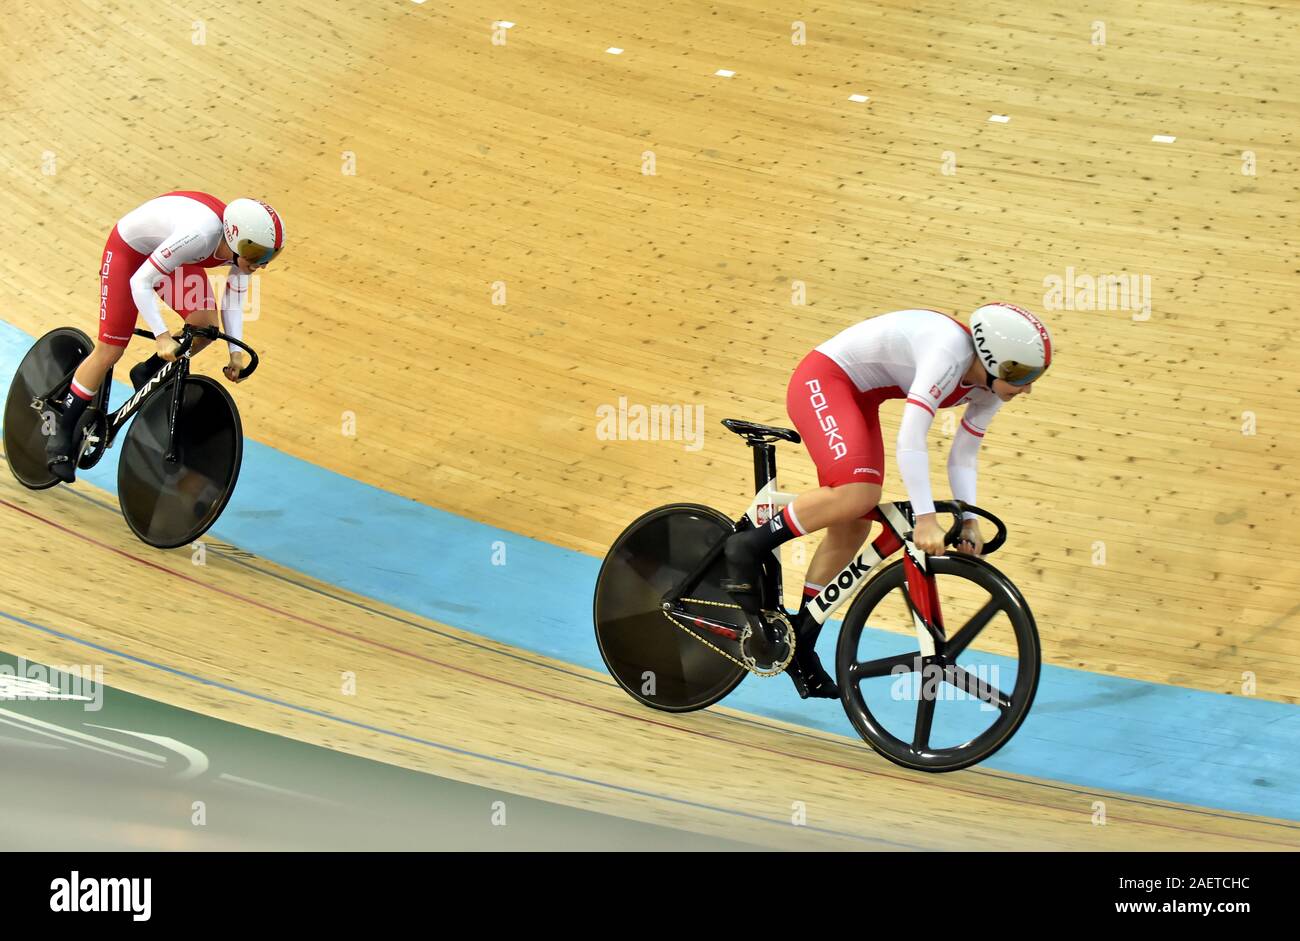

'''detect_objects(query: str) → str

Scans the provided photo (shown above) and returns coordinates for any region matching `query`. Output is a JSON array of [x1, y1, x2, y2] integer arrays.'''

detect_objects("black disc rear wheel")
[[117, 374, 243, 549], [594, 503, 747, 712], [3, 327, 94, 490]]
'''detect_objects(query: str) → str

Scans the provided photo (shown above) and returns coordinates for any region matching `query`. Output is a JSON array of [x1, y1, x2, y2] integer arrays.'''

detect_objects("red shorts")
[[98, 226, 215, 346], [786, 350, 897, 488]]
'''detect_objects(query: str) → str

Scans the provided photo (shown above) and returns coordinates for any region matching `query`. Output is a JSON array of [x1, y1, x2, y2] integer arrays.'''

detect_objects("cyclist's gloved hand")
[[954, 519, 984, 556], [223, 351, 247, 384], [913, 514, 946, 555], [155, 333, 182, 362]]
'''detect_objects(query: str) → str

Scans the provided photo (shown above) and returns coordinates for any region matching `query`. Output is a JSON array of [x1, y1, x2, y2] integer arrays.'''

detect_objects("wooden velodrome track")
[[1, 0, 1297, 848]]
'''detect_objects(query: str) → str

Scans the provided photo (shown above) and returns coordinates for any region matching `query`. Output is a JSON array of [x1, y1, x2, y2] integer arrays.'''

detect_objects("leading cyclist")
[[45, 191, 284, 483], [721, 304, 1054, 699]]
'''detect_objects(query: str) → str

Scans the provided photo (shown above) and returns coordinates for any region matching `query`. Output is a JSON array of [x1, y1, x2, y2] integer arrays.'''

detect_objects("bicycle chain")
[[661, 597, 795, 677]]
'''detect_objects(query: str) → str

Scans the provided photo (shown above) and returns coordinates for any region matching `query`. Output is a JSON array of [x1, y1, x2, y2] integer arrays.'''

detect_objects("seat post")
[[750, 438, 778, 491]]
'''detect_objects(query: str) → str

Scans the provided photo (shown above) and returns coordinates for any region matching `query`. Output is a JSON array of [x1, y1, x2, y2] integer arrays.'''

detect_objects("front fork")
[[162, 358, 187, 464], [802, 503, 948, 657], [901, 546, 946, 656]]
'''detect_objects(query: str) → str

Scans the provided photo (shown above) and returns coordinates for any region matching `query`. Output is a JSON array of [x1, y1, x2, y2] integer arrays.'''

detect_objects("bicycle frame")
[[665, 435, 961, 658], [34, 351, 191, 465], [742, 481, 947, 656], [33, 325, 257, 468], [107, 356, 189, 460]]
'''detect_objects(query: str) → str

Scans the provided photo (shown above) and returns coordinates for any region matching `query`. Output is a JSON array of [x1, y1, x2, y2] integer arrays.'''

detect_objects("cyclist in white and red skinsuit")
[[46, 191, 283, 483], [720, 305, 1054, 699]]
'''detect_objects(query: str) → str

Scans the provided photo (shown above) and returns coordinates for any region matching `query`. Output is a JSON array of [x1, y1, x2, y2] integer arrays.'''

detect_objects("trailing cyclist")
[[45, 191, 283, 483]]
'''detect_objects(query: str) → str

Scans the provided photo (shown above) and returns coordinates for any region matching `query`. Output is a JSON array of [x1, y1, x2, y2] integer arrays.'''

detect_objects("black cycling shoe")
[[45, 422, 78, 484], [721, 534, 765, 616], [720, 571, 765, 619], [785, 648, 840, 699]]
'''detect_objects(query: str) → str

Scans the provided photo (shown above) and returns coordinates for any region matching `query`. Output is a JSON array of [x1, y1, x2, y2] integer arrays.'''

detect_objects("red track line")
[[2, 496, 1294, 848]]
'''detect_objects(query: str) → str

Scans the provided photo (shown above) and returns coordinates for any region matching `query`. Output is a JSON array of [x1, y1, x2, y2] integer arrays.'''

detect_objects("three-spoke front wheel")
[[836, 554, 1040, 772]]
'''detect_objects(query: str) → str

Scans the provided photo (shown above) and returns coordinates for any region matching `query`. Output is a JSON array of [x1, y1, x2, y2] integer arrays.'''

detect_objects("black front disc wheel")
[[117, 375, 243, 549]]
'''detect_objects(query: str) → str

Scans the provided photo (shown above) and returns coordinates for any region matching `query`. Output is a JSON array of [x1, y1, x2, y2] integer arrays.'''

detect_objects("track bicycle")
[[3, 324, 258, 549], [593, 419, 1041, 772]]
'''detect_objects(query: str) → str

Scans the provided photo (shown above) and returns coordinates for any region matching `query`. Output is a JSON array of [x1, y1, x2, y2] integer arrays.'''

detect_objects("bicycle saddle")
[[721, 418, 801, 444]]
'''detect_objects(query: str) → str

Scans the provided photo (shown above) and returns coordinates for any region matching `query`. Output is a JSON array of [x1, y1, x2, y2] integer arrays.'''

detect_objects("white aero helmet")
[[969, 302, 1053, 386], [223, 198, 285, 265]]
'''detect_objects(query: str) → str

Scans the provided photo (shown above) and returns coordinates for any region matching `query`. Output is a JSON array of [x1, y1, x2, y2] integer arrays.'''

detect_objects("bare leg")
[[723, 481, 881, 699], [48, 341, 127, 481], [725, 481, 881, 600], [804, 516, 875, 588], [181, 308, 219, 354], [123, 309, 218, 389], [788, 485, 880, 699], [71, 341, 126, 394]]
